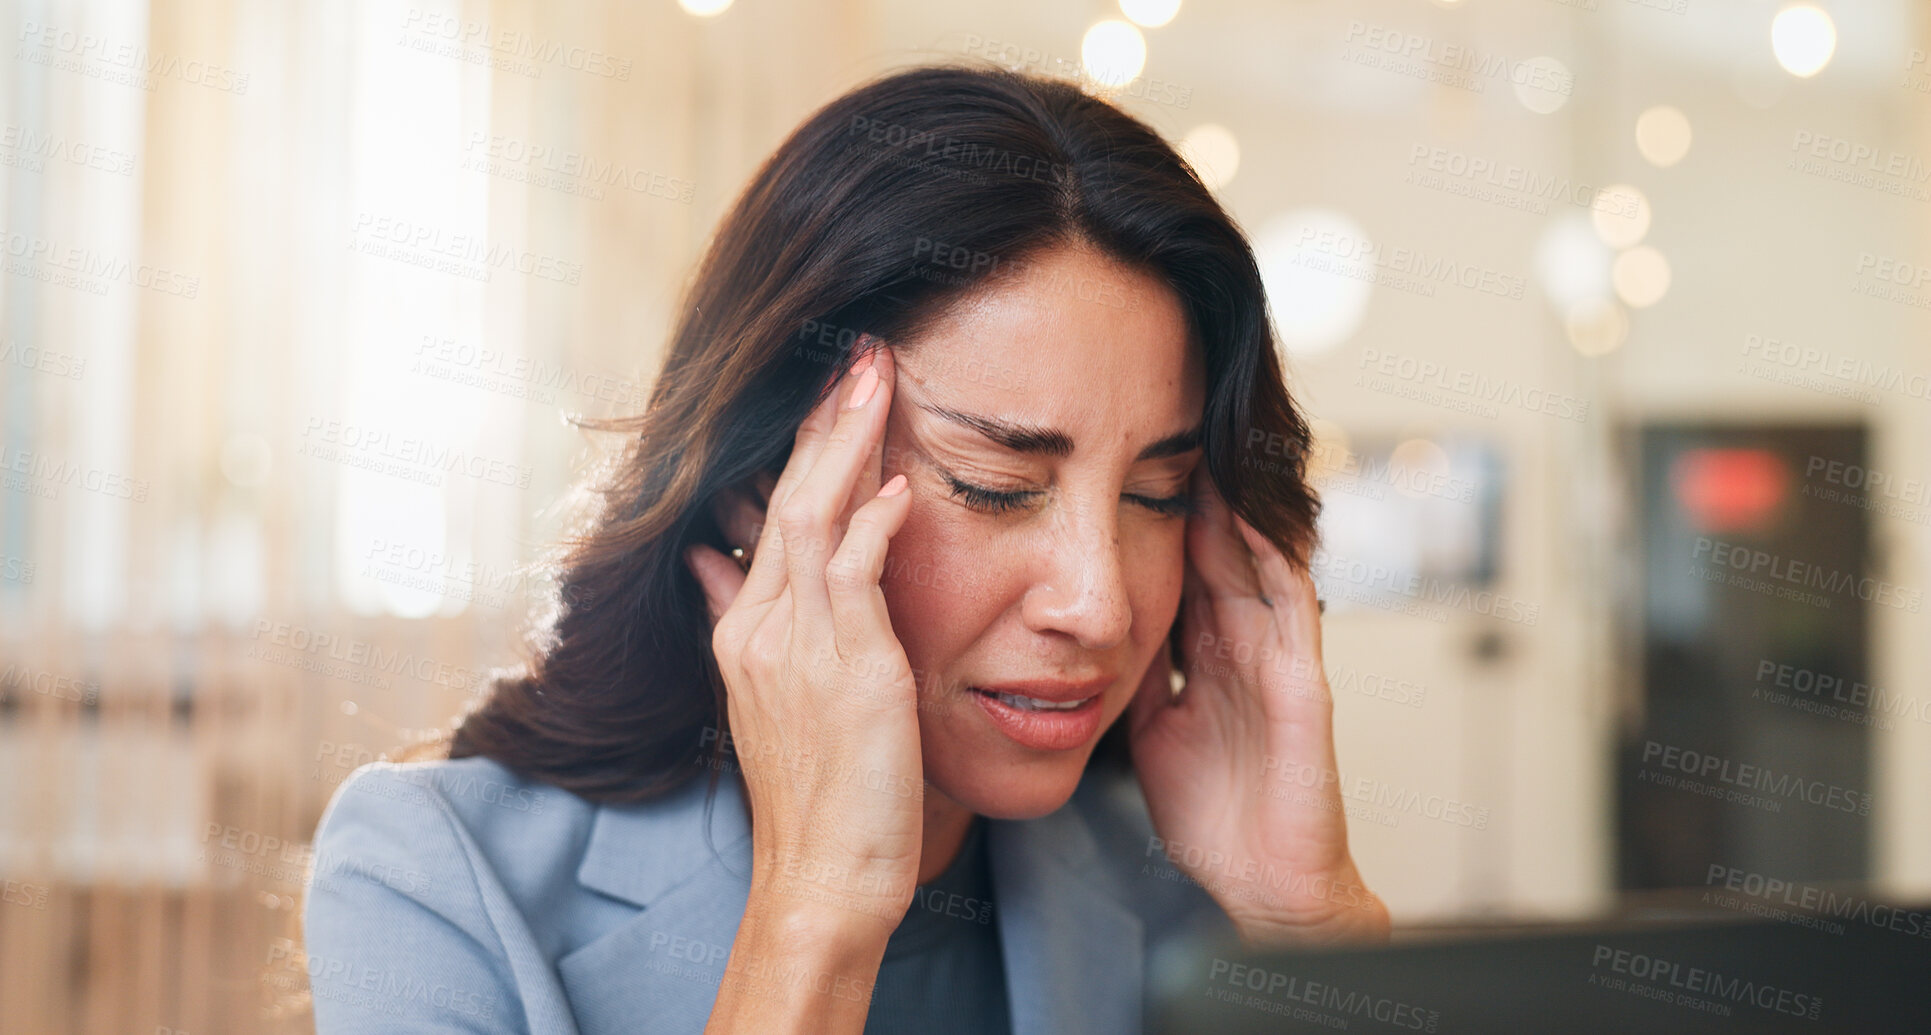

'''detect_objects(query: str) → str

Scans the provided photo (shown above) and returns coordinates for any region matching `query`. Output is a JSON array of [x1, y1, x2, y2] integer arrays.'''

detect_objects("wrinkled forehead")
[[891, 243, 1201, 423]]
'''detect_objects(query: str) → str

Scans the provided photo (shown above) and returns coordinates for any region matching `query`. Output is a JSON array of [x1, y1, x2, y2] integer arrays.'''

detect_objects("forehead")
[[895, 242, 1200, 417]]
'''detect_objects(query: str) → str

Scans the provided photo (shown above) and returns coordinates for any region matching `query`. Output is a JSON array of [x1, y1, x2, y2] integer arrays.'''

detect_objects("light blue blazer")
[[303, 755, 1234, 1034]]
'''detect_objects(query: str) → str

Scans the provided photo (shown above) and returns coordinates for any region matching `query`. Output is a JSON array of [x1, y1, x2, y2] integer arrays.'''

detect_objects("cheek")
[[876, 500, 998, 677], [1126, 520, 1189, 626]]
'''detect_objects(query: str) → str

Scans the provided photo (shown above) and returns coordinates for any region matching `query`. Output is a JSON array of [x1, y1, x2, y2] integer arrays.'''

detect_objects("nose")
[[1019, 498, 1134, 652]]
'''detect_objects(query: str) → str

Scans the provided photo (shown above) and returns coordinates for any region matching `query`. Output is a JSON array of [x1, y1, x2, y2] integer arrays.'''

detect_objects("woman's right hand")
[[685, 338, 923, 942]]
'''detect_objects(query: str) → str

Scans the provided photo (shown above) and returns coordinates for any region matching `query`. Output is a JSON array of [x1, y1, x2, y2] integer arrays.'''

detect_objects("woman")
[[303, 62, 1389, 1034]]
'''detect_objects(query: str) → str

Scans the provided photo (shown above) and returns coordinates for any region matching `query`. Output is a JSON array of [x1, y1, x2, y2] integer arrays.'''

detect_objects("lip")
[[969, 678, 1112, 751], [972, 678, 1112, 703]]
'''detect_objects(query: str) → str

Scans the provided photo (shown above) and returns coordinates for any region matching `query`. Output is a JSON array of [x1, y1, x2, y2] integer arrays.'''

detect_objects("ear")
[[684, 543, 745, 628], [709, 474, 776, 553]]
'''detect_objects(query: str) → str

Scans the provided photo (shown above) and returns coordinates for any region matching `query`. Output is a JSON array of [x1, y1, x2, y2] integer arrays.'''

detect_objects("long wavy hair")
[[438, 62, 1321, 802]]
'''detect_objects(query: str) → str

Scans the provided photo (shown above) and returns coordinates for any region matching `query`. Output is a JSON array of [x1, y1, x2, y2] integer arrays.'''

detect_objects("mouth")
[[969, 679, 1110, 751], [976, 690, 1091, 712]]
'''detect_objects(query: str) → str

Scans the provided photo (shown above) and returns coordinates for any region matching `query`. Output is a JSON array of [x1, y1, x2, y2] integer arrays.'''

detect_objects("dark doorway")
[[1619, 424, 1872, 890]]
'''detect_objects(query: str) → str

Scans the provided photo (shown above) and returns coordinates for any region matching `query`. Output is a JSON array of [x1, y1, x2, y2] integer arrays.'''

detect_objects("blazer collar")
[[575, 767, 754, 906], [561, 771, 1145, 1035]]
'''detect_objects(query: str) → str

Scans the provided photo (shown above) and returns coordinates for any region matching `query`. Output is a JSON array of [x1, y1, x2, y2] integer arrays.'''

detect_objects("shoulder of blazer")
[[320, 757, 753, 910], [307, 758, 601, 1032], [320, 756, 599, 850], [313, 758, 601, 921]]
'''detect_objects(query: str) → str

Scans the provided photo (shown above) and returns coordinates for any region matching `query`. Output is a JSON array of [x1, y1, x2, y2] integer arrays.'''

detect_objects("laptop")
[[1149, 893, 1931, 1033]]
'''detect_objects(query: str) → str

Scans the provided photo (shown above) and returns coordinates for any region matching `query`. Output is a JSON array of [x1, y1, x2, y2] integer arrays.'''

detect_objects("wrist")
[[712, 887, 892, 1029], [737, 891, 893, 968], [747, 862, 911, 936], [1211, 857, 1391, 948], [1226, 886, 1391, 949]]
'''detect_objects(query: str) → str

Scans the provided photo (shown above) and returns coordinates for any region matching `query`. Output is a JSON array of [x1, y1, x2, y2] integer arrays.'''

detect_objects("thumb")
[[684, 543, 746, 627]]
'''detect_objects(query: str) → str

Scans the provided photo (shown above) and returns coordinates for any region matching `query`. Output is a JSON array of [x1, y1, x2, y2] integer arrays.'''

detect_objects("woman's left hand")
[[1127, 465, 1391, 947]]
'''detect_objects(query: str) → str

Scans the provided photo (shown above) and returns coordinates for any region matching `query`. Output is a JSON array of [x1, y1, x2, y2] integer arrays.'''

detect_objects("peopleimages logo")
[[1298, 229, 1530, 301], [1310, 547, 1542, 626], [248, 619, 482, 692], [1691, 537, 1923, 613], [348, 212, 582, 286], [1206, 958, 1441, 1031], [1706, 863, 1931, 939], [1341, 21, 1574, 96], [1356, 348, 1587, 421], [1405, 144, 1638, 216], [1755, 659, 1931, 726], [1742, 333, 1931, 403], [1640, 740, 1872, 815], [1589, 945, 1822, 1020]]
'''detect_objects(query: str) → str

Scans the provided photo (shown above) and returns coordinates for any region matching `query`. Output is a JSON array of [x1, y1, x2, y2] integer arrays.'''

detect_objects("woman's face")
[[879, 241, 1206, 820]]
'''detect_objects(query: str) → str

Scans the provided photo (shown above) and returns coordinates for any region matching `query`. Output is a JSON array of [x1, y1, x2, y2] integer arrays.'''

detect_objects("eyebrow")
[[920, 402, 1201, 462]]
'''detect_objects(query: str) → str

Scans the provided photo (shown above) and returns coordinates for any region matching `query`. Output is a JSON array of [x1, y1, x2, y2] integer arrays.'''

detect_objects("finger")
[[832, 339, 890, 525], [730, 489, 791, 611], [773, 333, 878, 505], [1234, 516, 1324, 667], [1186, 465, 1265, 604], [775, 344, 895, 625], [840, 340, 889, 519], [735, 340, 879, 609], [843, 402, 887, 521], [684, 543, 747, 628], [1270, 661, 1340, 780], [1228, 519, 1336, 767], [823, 473, 913, 634]]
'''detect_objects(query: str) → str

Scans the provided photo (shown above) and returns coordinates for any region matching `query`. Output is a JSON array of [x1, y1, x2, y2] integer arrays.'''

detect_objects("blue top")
[[866, 814, 1009, 1035], [302, 755, 1234, 1034]]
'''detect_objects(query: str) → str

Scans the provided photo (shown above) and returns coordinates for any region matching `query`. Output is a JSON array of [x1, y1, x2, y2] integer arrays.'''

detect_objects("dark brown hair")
[[442, 62, 1320, 802]]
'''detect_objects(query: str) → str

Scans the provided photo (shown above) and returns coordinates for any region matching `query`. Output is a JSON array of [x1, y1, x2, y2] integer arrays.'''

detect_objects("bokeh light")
[[1591, 184, 1652, 249], [1635, 105, 1693, 168], [1565, 297, 1630, 356], [1255, 208, 1374, 358], [1612, 245, 1672, 307], [1513, 57, 1574, 114], [1119, 0, 1182, 29], [1082, 20, 1148, 87], [1178, 123, 1240, 190], [1771, 5, 1836, 78]]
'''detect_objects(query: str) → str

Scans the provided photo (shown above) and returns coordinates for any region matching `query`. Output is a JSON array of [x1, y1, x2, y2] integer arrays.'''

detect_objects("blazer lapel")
[[557, 771, 1147, 1035], [558, 771, 754, 1035], [988, 805, 1147, 1035]]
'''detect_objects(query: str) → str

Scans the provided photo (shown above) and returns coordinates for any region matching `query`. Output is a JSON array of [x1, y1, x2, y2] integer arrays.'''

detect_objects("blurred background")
[[2, 0, 1927, 1030]]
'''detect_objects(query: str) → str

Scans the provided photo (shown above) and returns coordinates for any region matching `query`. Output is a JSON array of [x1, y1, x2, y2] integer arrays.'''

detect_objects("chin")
[[925, 747, 1096, 821]]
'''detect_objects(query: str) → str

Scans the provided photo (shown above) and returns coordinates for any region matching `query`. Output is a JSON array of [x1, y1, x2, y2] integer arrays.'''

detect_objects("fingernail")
[[846, 365, 879, 409], [877, 473, 908, 497]]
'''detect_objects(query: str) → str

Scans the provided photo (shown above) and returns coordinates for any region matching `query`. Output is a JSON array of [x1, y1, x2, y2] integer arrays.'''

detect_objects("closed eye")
[[943, 474, 1196, 519], [943, 474, 1040, 514], [1126, 492, 1196, 518]]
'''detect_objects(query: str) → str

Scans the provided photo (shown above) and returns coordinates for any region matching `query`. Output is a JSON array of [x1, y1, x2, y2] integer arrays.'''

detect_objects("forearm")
[[705, 889, 893, 1034]]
